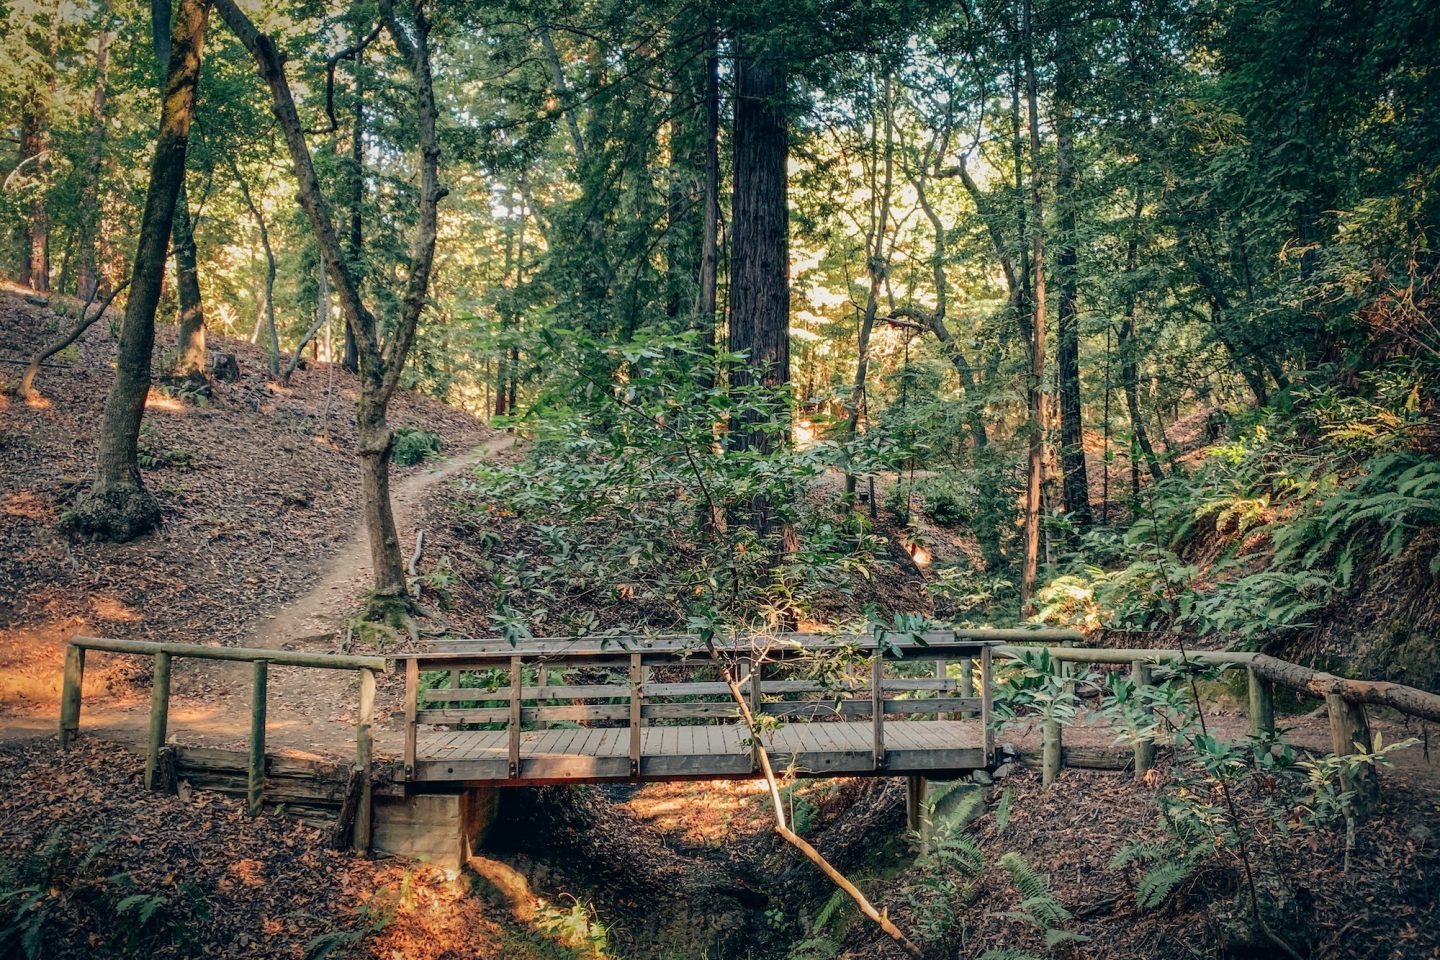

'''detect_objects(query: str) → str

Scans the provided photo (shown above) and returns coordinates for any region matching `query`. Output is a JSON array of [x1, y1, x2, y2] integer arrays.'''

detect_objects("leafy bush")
[[392, 426, 443, 466], [462, 330, 890, 632]]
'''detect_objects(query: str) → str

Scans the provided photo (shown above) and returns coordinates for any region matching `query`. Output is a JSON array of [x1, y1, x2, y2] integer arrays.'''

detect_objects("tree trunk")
[[342, 29, 365, 375], [172, 182, 207, 377], [1020, 0, 1047, 615], [216, 0, 444, 604], [728, 47, 790, 462], [77, 10, 114, 302], [72, 0, 208, 541], [844, 72, 894, 497], [695, 23, 720, 389], [21, 279, 130, 400], [1119, 189, 1163, 488], [1054, 76, 1090, 528]]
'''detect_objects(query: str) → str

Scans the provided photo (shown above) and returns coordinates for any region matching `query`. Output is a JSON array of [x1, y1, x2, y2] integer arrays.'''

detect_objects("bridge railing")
[[59, 635, 387, 849], [395, 631, 1027, 781], [989, 642, 1440, 794]]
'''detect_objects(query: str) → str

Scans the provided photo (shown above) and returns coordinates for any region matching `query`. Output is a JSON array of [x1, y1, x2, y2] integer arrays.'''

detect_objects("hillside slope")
[[0, 287, 495, 719]]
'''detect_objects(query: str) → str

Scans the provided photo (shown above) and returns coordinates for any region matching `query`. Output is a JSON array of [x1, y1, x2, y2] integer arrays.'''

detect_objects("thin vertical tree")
[[216, 0, 445, 614], [1019, 0, 1048, 614], [1053, 55, 1091, 527], [72, 0, 210, 540]]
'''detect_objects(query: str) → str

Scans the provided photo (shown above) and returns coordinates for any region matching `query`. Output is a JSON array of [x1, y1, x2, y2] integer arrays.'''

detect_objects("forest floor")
[[3, 284, 1439, 959]]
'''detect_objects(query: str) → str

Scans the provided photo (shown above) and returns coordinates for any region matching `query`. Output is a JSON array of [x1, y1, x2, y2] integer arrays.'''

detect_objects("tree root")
[[68, 483, 162, 542]]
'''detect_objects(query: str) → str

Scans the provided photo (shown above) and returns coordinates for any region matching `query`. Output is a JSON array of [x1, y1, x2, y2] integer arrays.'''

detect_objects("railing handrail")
[[993, 644, 1257, 666], [68, 635, 387, 671], [412, 628, 1082, 662], [59, 634, 382, 852]]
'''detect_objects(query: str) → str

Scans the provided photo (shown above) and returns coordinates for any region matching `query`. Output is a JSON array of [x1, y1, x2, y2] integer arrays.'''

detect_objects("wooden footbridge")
[[399, 631, 998, 785], [57, 628, 1440, 862]]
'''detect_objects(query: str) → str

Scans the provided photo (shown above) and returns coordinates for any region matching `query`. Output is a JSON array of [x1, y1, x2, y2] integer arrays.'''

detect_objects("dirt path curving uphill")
[[2, 437, 515, 758]]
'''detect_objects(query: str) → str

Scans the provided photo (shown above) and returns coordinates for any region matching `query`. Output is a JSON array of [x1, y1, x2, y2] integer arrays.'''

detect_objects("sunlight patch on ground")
[[91, 595, 142, 622], [2, 490, 54, 521], [619, 779, 770, 848], [144, 389, 188, 413]]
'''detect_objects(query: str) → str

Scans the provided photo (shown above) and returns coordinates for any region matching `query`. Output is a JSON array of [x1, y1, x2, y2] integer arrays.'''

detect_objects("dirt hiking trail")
[[3, 437, 515, 758]]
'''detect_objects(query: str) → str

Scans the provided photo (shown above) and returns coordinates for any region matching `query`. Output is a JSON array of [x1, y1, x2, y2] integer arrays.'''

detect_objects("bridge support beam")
[[904, 776, 926, 835], [373, 787, 498, 869]]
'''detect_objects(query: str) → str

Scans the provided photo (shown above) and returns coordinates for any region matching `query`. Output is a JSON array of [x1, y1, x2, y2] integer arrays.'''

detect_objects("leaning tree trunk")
[[728, 44, 791, 532], [72, 0, 208, 541], [217, 0, 444, 610]]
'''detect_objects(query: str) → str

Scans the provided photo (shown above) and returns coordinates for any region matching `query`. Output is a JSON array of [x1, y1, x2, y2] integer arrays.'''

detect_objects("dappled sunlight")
[[90, 595, 142, 622], [620, 779, 770, 848], [2, 490, 55, 521], [144, 388, 188, 413]]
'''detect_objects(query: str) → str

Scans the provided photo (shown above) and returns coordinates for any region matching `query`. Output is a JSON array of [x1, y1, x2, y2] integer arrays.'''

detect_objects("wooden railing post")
[[145, 650, 172, 790], [905, 775, 927, 837], [959, 657, 975, 700], [1326, 694, 1379, 810], [507, 656, 522, 779], [1247, 667, 1275, 739], [1131, 660, 1154, 778], [629, 653, 642, 777], [980, 646, 993, 763], [403, 658, 418, 780], [871, 654, 886, 769], [248, 659, 268, 815], [58, 644, 85, 749], [354, 666, 376, 852]]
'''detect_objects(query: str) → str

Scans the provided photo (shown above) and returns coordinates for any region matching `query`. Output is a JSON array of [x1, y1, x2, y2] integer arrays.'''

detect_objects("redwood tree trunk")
[[1054, 83, 1091, 527], [73, 0, 208, 541], [728, 47, 790, 459]]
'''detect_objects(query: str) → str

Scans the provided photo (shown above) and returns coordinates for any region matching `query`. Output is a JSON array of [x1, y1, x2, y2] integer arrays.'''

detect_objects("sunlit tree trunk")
[[1020, 0, 1047, 616], [72, 0, 209, 541], [844, 70, 894, 497]]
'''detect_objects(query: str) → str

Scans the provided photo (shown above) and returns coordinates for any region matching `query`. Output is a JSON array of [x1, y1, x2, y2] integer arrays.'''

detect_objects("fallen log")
[[1249, 654, 1440, 723]]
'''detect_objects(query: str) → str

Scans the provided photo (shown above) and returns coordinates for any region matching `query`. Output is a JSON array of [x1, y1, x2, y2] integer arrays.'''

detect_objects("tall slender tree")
[[216, 0, 445, 611], [72, 0, 210, 540]]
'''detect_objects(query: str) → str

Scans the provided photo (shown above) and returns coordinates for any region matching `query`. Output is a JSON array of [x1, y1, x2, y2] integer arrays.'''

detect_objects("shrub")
[[391, 427, 442, 466]]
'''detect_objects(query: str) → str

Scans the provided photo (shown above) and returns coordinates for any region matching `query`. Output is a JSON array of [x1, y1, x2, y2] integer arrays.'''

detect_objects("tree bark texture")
[[1054, 78, 1091, 527], [728, 48, 790, 458], [72, 0, 209, 541], [172, 182, 207, 376], [1020, 0, 1047, 614]]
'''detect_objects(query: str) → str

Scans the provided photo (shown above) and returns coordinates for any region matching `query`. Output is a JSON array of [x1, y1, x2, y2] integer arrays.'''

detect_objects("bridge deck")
[[399, 632, 996, 786], [415, 719, 986, 783]]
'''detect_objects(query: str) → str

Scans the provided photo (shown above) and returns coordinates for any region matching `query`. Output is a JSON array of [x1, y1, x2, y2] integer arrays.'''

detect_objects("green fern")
[[995, 786, 1014, 835], [1136, 852, 1205, 911]]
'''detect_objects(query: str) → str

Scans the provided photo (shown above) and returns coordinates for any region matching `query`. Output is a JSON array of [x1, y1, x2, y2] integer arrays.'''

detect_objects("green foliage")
[[392, 427, 443, 467], [463, 331, 892, 632], [990, 852, 1087, 950]]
